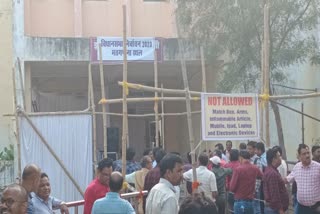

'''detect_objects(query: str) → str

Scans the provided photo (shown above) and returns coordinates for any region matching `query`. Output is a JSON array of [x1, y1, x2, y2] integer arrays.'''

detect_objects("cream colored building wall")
[[25, 0, 177, 38], [0, 0, 14, 149]]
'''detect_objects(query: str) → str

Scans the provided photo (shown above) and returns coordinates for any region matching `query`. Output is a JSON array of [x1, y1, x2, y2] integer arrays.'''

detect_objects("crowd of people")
[[1, 142, 320, 214]]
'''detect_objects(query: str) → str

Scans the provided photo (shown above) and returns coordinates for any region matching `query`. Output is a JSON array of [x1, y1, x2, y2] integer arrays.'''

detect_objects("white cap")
[[210, 156, 221, 165]]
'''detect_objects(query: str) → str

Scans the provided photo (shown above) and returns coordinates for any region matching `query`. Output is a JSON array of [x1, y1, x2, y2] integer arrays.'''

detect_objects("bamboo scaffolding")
[[161, 84, 165, 149], [99, 44, 108, 158], [178, 38, 198, 188], [200, 46, 207, 155], [12, 69, 22, 179], [260, 29, 265, 141], [99, 97, 200, 104], [263, 0, 270, 147], [118, 81, 201, 96], [269, 92, 320, 100], [89, 64, 97, 167], [154, 50, 160, 147], [121, 5, 128, 177], [19, 110, 84, 197], [17, 58, 26, 110]]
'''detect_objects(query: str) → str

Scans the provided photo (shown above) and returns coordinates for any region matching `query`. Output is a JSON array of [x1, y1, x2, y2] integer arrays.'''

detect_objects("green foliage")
[[176, 0, 320, 92], [0, 144, 14, 161]]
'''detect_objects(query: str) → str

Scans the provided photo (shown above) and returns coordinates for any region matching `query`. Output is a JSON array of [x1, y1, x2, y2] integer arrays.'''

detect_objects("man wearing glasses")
[[0, 183, 28, 214]]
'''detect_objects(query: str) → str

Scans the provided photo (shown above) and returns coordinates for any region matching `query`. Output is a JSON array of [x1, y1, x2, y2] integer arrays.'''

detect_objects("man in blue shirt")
[[92, 172, 135, 214], [32, 172, 69, 213]]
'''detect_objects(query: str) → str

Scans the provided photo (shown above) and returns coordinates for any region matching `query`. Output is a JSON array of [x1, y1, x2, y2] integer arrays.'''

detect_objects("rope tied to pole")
[[122, 81, 130, 95], [259, 93, 270, 102], [98, 98, 107, 104], [192, 181, 200, 191]]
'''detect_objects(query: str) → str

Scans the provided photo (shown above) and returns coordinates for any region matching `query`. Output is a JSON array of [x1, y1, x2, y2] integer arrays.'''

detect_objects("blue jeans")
[[264, 206, 279, 214], [234, 200, 254, 214], [293, 194, 298, 214], [253, 191, 262, 214]]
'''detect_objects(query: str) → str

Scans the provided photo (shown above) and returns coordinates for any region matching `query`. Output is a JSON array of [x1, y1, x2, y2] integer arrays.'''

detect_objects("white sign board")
[[201, 93, 260, 141], [93, 37, 160, 61]]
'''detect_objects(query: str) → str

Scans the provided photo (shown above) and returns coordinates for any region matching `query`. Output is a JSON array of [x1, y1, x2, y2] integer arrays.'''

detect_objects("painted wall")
[[0, 0, 15, 150], [25, 0, 177, 38]]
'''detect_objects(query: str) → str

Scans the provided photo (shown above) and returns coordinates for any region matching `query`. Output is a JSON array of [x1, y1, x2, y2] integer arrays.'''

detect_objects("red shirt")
[[84, 178, 110, 214], [224, 161, 240, 190], [230, 161, 262, 200], [263, 165, 289, 211]]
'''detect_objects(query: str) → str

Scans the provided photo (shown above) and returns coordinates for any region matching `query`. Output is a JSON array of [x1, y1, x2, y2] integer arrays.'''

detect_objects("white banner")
[[94, 37, 159, 61], [201, 93, 260, 141]]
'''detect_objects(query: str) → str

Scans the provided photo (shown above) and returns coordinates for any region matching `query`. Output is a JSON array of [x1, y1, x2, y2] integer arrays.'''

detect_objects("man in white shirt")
[[183, 153, 218, 201], [146, 153, 183, 214]]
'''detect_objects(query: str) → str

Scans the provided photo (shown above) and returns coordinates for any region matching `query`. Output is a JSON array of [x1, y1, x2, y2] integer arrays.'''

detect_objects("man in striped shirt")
[[286, 144, 320, 214]]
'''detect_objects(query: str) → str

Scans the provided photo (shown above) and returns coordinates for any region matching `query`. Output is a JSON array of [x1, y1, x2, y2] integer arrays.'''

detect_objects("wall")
[[0, 0, 15, 150], [25, 0, 177, 38]]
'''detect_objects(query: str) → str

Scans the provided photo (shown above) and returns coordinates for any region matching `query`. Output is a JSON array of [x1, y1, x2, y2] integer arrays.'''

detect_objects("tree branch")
[[274, 0, 312, 55]]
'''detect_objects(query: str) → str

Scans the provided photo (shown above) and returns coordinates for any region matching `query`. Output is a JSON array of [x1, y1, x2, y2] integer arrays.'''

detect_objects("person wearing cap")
[[183, 153, 217, 201], [211, 156, 232, 214]]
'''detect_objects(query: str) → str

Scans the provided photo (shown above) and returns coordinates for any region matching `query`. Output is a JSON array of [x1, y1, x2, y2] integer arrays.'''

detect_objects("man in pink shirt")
[[84, 158, 113, 214], [286, 144, 320, 214]]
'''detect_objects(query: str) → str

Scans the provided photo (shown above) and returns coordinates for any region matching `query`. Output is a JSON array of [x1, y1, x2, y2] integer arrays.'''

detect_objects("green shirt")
[[211, 166, 232, 195]]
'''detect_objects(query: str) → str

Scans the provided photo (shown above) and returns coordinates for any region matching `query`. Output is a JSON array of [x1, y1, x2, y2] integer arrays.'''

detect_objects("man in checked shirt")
[[286, 144, 320, 214]]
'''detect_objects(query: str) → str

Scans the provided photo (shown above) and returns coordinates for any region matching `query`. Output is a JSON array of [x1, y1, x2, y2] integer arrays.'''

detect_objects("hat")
[[210, 156, 221, 165]]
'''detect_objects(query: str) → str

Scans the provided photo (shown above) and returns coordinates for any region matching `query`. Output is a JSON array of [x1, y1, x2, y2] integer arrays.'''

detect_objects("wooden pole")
[[17, 58, 26, 110], [19, 110, 84, 197], [301, 103, 305, 144], [178, 38, 198, 187], [161, 84, 165, 149], [263, 0, 270, 147], [121, 5, 128, 176], [88, 65, 91, 110], [99, 44, 108, 158], [154, 50, 159, 147], [89, 64, 97, 167], [12, 69, 22, 179], [99, 97, 200, 104], [260, 30, 265, 141], [200, 46, 206, 153]]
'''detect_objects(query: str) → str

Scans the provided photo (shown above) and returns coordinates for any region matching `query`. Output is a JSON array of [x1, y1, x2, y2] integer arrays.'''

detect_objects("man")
[[21, 164, 41, 214], [211, 156, 232, 214], [263, 148, 289, 214], [92, 172, 135, 214], [0, 184, 28, 214], [32, 172, 69, 213], [215, 143, 228, 162], [247, 141, 257, 163], [114, 147, 141, 174], [230, 150, 262, 214], [143, 149, 166, 212], [239, 142, 247, 150], [84, 158, 113, 214], [225, 140, 233, 161], [146, 153, 183, 214], [126, 155, 153, 214], [225, 149, 240, 213], [253, 142, 267, 214], [184, 153, 217, 201], [272, 146, 288, 179], [286, 144, 320, 214], [312, 145, 320, 163], [179, 193, 218, 214]]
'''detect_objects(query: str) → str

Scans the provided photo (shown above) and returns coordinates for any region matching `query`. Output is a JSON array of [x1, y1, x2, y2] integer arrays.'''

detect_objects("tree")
[[176, 0, 320, 159]]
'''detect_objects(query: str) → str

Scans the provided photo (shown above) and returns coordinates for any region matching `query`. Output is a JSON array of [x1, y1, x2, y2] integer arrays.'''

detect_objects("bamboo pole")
[[19, 110, 84, 197], [161, 84, 165, 149], [121, 5, 128, 177], [269, 92, 320, 100], [99, 44, 108, 158], [4, 110, 89, 117], [89, 64, 97, 167], [88, 65, 91, 110], [260, 29, 265, 141], [263, 0, 270, 147], [99, 97, 200, 105], [200, 46, 206, 153], [154, 50, 159, 147], [178, 38, 198, 188], [17, 58, 26, 110], [12, 69, 22, 179], [118, 81, 201, 96]]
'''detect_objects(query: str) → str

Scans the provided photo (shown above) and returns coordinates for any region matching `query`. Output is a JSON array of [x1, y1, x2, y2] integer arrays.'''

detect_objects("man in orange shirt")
[[84, 158, 113, 214]]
